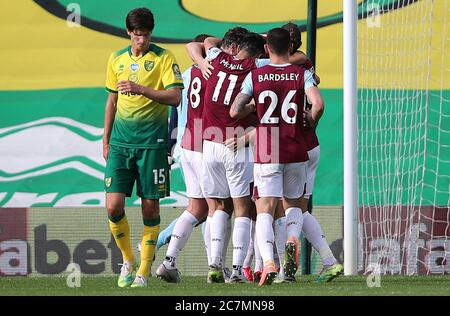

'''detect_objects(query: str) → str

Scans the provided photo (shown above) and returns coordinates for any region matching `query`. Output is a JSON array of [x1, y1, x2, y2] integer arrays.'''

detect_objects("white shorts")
[[304, 146, 320, 198], [202, 140, 253, 199], [254, 162, 307, 199], [180, 148, 204, 198]]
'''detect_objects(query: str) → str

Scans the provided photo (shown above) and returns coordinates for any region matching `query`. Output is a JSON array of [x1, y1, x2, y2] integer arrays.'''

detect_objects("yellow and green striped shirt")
[[105, 44, 184, 148]]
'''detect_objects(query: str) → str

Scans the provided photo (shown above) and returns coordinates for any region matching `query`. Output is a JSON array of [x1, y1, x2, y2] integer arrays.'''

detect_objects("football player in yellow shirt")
[[103, 7, 183, 288]]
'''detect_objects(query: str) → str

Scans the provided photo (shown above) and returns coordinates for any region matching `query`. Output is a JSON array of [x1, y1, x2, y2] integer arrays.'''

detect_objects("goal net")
[[357, 0, 449, 275]]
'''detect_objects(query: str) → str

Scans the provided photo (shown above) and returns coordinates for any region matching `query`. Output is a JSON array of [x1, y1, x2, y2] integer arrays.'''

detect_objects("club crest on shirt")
[[130, 63, 139, 72], [118, 64, 124, 72], [172, 64, 182, 80], [144, 60, 154, 71]]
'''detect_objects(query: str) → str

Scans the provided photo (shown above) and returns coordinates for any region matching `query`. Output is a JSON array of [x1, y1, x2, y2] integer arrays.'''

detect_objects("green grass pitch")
[[1, 275, 448, 296]]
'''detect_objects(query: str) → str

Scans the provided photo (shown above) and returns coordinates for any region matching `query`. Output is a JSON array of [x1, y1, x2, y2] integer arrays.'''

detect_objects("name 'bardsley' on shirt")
[[258, 73, 300, 82]]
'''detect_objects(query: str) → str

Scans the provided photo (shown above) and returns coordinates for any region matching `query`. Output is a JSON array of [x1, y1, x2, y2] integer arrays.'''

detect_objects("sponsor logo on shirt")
[[128, 74, 139, 83], [172, 64, 182, 80], [130, 63, 139, 72]]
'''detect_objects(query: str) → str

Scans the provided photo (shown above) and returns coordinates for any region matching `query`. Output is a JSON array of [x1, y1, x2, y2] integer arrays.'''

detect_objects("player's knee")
[[141, 199, 160, 218], [106, 203, 124, 217], [105, 194, 125, 215], [207, 198, 227, 212], [299, 197, 309, 212]]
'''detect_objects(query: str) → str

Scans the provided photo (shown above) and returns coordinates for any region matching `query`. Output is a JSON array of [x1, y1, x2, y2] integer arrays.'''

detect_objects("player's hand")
[[117, 80, 143, 94], [303, 109, 317, 128], [167, 154, 175, 167], [103, 142, 110, 161], [199, 59, 214, 79], [224, 136, 246, 153]]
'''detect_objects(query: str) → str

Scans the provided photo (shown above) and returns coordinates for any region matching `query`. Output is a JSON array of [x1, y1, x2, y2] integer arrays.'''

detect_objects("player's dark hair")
[[239, 32, 266, 57], [126, 8, 155, 32], [221, 26, 249, 49], [267, 27, 291, 55], [192, 33, 213, 43], [282, 22, 302, 52]]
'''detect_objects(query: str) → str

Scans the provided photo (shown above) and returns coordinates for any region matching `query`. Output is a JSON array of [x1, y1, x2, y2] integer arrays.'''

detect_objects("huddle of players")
[[155, 24, 343, 286]]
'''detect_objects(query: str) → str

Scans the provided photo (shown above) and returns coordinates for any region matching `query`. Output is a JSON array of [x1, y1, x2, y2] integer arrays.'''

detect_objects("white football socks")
[[222, 216, 232, 268], [253, 228, 263, 272], [210, 210, 229, 267], [285, 207, 303, 241], [256, 213, 275, 264], [165, 210, 199, 268], [231, 217, 251, 269], [243, 220, 255, 268], [273, 216, 287, 274], [203, 216, 213, 266], [302, 212, 336, 266]]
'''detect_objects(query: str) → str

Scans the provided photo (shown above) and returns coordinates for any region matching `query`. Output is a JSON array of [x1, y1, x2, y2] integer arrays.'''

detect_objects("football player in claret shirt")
[[246, 23, 341, 283], [155, 29, 251, 283], [225, 24, 341, 284], [103, 7, 183, 288], [282, 22, 343, 282], [187, 32, 268, 283], [154, 34, 213, 283], [230, 27, 324, 285]]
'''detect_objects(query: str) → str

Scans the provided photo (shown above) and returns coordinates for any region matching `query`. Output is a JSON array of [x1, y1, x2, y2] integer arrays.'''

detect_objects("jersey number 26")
[[259, 90, 298, 124]]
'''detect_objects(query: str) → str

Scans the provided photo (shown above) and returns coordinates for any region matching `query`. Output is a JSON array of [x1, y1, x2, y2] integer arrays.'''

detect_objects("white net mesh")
[[357, 0, 449, 275]]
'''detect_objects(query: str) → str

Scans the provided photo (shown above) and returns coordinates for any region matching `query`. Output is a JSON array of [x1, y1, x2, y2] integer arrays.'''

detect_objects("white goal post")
[[343, 0, 358, 276], [344, 0, 449, 275]]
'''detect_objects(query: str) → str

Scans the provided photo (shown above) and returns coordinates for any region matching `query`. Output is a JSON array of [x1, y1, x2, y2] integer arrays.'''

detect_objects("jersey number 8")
[[189, 76, 202, 109]]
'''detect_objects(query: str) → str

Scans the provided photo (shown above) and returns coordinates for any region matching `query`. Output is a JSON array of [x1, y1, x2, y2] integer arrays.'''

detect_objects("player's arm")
[[186, 42, 214, 79], [186, 42, 205, 64], [224, 128, 256, 152], [204, 37, 221, 51], [304, 70, 324, 127], [304, 86, 324, 127], [116, 81, 181, 106], [290, 51, 321, 84], [230, 72, 255, 119], [230, 92, 254, 119], [103, 92, 118, 161], [117, 52, 183, 106], [289, 51, 308, 65], [139, 85, 182, 106], [103, 52, 119, 161]]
